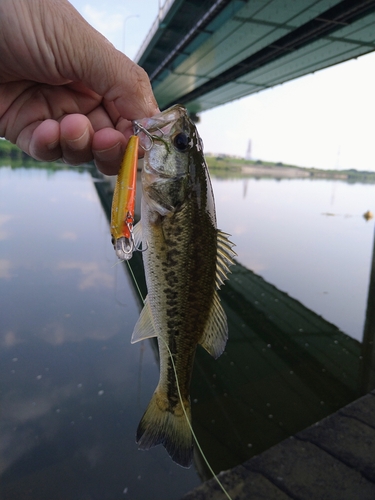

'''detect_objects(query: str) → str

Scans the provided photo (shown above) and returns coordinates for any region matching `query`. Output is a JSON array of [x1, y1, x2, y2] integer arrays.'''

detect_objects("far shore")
[[205, 155, 375, 183], [241, 164, 347, 179], [1, 138, 374, 183]]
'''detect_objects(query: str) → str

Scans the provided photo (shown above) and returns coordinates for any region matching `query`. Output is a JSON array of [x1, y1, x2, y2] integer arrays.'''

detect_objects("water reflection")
[[1, 163, 374, 499], [94, 168, 375, 479], [213, 177, 375, 342], [361, 229, 375, 392], [0, 165, 200, 500]]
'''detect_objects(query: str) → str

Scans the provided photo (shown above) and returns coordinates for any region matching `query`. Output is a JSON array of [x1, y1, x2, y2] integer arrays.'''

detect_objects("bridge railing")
[[134, 0, 176, 63]]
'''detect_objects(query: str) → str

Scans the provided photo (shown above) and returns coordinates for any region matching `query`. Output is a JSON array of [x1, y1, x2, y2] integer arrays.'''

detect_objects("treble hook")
[[133, 121, 166, 151], [114, 219, 148, 260], [120, 237, 134, 256], [120, 214, 135, 256], [124, 212, 149, 254], [136, 241, 149, 253]]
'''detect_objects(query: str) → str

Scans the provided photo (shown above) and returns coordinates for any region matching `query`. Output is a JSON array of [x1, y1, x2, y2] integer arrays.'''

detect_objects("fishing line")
[[125, 259, 233, 500], [160, 335, 233, 500], [126, 260, 144, 302]]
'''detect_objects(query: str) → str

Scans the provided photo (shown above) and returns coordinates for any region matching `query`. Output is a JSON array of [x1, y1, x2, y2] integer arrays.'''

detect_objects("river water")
[[0, 161, 374, 499]]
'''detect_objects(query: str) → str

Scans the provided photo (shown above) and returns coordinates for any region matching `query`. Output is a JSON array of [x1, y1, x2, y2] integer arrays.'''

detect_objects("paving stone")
[[182, 392, 375, 500], [296, 412, 375, 482], [245, 437, 375, 500], [339, 392, 375, 429], [181, 464, 291, 500]]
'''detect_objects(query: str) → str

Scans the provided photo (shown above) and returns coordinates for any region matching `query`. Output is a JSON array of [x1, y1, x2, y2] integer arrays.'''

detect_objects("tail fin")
[[136, 388, 193, 468]]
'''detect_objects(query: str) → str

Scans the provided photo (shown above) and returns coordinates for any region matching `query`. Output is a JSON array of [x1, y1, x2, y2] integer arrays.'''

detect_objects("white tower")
[[245, 139, 252, 160]]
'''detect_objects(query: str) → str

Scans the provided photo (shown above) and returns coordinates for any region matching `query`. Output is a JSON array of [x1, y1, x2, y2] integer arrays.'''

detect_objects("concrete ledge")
[[182, 391, 375, 500]]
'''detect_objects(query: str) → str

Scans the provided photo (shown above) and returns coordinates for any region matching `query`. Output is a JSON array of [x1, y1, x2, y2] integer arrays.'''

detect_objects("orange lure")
[[111, 135, 139, 260]]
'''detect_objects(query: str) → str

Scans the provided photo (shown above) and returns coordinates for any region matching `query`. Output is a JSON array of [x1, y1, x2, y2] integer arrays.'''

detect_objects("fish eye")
[[173, 132, 190, 152]]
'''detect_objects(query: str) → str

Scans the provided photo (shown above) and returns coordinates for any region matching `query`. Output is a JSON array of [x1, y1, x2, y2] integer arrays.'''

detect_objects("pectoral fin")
[[131, 296, 157, 344], [199, 292, 228, 359], [132, 221, 143, 250]]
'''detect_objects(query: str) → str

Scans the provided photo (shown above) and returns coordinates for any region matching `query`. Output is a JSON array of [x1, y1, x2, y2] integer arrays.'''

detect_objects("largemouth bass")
[[131, 105, 235, 468]]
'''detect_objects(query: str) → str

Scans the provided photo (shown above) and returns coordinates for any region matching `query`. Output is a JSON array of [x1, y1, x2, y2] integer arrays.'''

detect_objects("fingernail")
[[95, 142, 121, 161], [47, 139, 59, 151], [66, 127, 89, 151]]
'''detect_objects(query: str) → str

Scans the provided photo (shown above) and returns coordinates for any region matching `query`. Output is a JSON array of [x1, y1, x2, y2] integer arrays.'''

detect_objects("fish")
[[131, 104, 235, 468]]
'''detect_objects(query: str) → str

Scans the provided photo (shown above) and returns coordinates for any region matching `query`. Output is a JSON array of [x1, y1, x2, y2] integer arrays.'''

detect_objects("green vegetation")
[[0, 138, 91, 172], [0, 139, 38, 168], [0, 138, 28, 159]]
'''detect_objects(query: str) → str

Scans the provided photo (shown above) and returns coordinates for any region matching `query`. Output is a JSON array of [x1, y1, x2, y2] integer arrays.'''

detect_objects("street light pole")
[[123, 14, 139, 53]]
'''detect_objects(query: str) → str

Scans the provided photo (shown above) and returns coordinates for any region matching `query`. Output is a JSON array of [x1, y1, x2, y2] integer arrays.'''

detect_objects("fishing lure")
[[111, 135, 139, 260]]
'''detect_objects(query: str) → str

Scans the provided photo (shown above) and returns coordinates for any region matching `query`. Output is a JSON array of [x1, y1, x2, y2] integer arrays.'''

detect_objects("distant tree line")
[[0, 139, 31, 159], [0, 138, 94, 172]]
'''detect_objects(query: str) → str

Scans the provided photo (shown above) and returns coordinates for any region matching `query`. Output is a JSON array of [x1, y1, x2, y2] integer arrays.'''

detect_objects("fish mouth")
[[133, 104, 188, 150]]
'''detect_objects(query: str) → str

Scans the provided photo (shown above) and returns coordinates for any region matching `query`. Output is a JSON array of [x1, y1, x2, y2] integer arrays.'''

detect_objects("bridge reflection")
[[93, 170, 375, 479]]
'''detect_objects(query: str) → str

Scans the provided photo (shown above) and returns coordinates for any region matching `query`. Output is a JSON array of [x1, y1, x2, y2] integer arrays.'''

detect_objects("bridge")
[[136, 0, 375, 114]]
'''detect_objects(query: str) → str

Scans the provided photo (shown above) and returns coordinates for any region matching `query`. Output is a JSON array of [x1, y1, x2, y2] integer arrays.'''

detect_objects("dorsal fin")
[[216, 230, 236, 289]]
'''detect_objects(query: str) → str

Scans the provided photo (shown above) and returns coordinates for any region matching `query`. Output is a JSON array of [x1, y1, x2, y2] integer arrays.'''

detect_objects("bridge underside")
[[136, 0, 375, 114]]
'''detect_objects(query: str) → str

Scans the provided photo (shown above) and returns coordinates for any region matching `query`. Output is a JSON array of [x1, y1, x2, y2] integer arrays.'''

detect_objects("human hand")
[[0, 0, 159, 174]]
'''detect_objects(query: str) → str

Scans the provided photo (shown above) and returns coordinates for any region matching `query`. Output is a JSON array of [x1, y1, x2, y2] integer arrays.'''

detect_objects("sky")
[[70, 0, 375, 171]]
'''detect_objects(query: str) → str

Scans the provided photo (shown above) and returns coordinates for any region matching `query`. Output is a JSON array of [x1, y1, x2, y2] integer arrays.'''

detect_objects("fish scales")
[[148, 201, 217, 404], [131, 105, 235, 467]]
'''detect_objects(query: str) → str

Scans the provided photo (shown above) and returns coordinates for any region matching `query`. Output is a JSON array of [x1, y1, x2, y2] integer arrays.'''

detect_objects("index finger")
[[55, 2, 159, 119]]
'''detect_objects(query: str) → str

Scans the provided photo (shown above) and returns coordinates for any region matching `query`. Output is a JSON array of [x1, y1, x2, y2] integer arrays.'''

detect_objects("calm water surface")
[[212, 177, 375, 342], [1, 163, 374, 499]]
